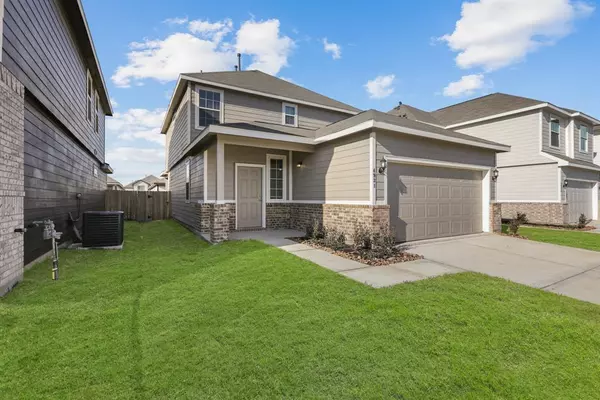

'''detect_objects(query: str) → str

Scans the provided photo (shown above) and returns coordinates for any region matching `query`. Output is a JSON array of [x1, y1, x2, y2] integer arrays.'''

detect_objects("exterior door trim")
[[234, 163, 266, 230], [383, 155, 492, 233]]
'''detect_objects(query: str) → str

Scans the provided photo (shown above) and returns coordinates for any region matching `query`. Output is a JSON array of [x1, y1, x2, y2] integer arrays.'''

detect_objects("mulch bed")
[[288, 237, 424, 266], [500, 233, 529, 240]]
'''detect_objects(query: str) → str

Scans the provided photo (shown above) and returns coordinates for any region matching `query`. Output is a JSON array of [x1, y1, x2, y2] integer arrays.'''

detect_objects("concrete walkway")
[[230, 230, 600, 305]]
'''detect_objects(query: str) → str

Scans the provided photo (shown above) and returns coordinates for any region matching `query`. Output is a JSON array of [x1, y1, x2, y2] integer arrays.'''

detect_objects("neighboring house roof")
[[543, 152, 600, 171], [107, 176, 122, 185], [148, 181, 167, 191], [63, 1, 113, 115], [161, 70, 360, 133], [124, 175, 164, 189], [430, 93, 600, 127], [388, 104, 443, 127], [315, 109, 510, 152]]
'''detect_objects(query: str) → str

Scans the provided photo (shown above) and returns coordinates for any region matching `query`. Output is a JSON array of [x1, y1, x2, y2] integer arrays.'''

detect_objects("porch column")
[[216, 138, 224, 201], [593, 181, 599, 220]]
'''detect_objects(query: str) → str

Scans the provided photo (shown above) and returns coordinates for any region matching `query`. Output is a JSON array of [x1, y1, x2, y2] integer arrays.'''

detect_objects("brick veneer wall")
[[210, 203, 233, 242], [0, 64, 25, 296], [490, 202, 502, 233], [500, 202, 567, 225], [290, 203, 323, 232], [266, 203, 291, 229]]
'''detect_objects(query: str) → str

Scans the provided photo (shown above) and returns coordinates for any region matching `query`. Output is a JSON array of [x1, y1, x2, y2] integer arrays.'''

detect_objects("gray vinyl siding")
[[223, 145, 288, 200], [292, 133, 370, 201], [375, 131, 496, 202], [541, 111, 567, 157], [24, 96, 105, 264], [496, 163, 559, 202], [190, 83, 347, 136], [206, 143, 217, 201], [2, 0, 106, 162], [168, 85, 191, 170], [573, 120, 594, 163], [170, 155, 202, 229], [456, 111, 545, 167]]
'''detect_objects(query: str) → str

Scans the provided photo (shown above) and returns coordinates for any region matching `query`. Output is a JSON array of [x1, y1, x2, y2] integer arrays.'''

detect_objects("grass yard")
[[502, 224, 600, 252], [2, 221, 600, 399]]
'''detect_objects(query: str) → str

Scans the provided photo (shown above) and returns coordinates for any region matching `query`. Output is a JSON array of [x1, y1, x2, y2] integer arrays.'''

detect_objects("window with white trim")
[[580, 125, 589, 152], [267, 154, 287, 200], [86, 70, 93, 123], [550, 117, 560, 148], [185, 160, 191, 202], [282, 103, 297, 127], [95, 91, 100, 133], [136, 184, 145, 191], [197, 88, 222, 128]]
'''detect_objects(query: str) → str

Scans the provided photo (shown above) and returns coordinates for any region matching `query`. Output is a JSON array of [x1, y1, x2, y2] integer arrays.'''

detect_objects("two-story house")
[[161, 70, 510, 244], [0, 0, 112, 295], [390, 93, 600, 225], [123, 175, 166, 191]]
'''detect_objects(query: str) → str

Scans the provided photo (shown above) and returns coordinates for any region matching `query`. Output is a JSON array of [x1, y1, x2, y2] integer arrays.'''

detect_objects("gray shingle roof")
[[182, 70, 360, 114], [431, 93, 544, 126], [543, 153, 600, 171], [388, 104, 442, 126], [124, 175, 164, 189], [316, 109, 509, 150], [220, 121, 316, 138], [107, 176, 122, 185]]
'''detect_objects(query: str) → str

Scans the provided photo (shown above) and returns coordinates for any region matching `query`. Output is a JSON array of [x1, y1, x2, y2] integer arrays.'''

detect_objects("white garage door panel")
[[388, 164, 483, 242], [566, 181, 593, 224]]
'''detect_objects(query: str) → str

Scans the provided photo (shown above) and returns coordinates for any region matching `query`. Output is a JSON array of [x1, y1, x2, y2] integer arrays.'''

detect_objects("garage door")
[[388, 164, 483, 242], [566, 181, 593, 224]]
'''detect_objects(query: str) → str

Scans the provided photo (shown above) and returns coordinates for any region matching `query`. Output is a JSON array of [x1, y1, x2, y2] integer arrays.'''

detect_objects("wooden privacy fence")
[[105, 191, 171, 222]]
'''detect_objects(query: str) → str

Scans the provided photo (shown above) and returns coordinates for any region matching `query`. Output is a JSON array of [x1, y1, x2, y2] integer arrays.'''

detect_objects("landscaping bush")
[[578, 214, 592, 229], [323, 227, 347, 251], [352, 224, 373, 250], [371, 224, 397, 259], [305, 219, 325, 241], [508, 212, 528, 235]]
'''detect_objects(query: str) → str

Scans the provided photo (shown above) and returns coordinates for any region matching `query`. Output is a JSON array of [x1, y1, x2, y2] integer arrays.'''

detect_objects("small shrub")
[[352, 224, 373, 250], [578, 214, 592, 229], [371, 224, 397, 259], [508, 212, 528, 235], [323, 227, 347, 250], [307, 219, 325, 241]]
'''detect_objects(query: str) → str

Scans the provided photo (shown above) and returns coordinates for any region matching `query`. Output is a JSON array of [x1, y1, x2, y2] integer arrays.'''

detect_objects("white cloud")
[[323, 38, 341, 59], [443, 74, 488, 97], [106, 147, 166, 185], [235, 19, 295, 75], [188, 18, 233, 42], [364, 74, 396, 99], [163, 17, 188, 25], [110, 97, 118, 108], [440, 0, 594, 71], [105, 108, 167, 145], [112, 18, 295, 87]]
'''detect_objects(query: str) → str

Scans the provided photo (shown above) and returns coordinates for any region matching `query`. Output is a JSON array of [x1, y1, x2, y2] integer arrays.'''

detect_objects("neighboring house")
[[107, 176, 124, 190], [161, 70, 509, 243], [0, 0, 113, 295], [124, 175, 165, 191], [389, 93, 600, 224]]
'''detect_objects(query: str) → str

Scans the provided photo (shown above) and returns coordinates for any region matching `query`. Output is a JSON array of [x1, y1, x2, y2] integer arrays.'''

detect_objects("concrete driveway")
[[411, 234, 600, 305]]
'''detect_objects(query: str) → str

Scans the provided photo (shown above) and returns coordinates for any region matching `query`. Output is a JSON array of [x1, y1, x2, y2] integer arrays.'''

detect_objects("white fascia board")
[[572, 112, 600, 126], [385, 155, 492, 171], [541, 152, 600, 172], [211, 125, 315, 144], [161, 76, 184, 133], [181, 75, 359, 116], [314, 120, 375, 142]]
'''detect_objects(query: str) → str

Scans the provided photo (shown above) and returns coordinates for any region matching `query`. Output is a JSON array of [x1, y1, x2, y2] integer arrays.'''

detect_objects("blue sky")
[[82, 0, 600, 184]]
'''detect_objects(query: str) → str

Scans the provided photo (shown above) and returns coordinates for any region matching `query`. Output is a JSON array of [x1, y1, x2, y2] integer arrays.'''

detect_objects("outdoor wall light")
[[378, 158, 388, 174], [296, 161, 303, 168], [563, 179, 569, 187], [492, 168, 499, 181]]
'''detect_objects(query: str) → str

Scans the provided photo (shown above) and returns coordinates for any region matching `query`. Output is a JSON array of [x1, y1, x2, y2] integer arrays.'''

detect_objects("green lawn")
[[2, 221, 600, 399], [502, 224, 600, 252]]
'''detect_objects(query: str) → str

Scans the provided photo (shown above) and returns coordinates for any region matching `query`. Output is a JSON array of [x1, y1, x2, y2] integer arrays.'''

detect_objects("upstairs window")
[[580, 125, 589, 152], [185, 160, 191, 202], [267, 154, 287, 201], [282, 103, 297, 127], [197, 88, 223, 128], [136, 184, 145, 191], [95, 91, 100, 133], [550, 117, 560, 148], [86, 70, 93, 123]]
